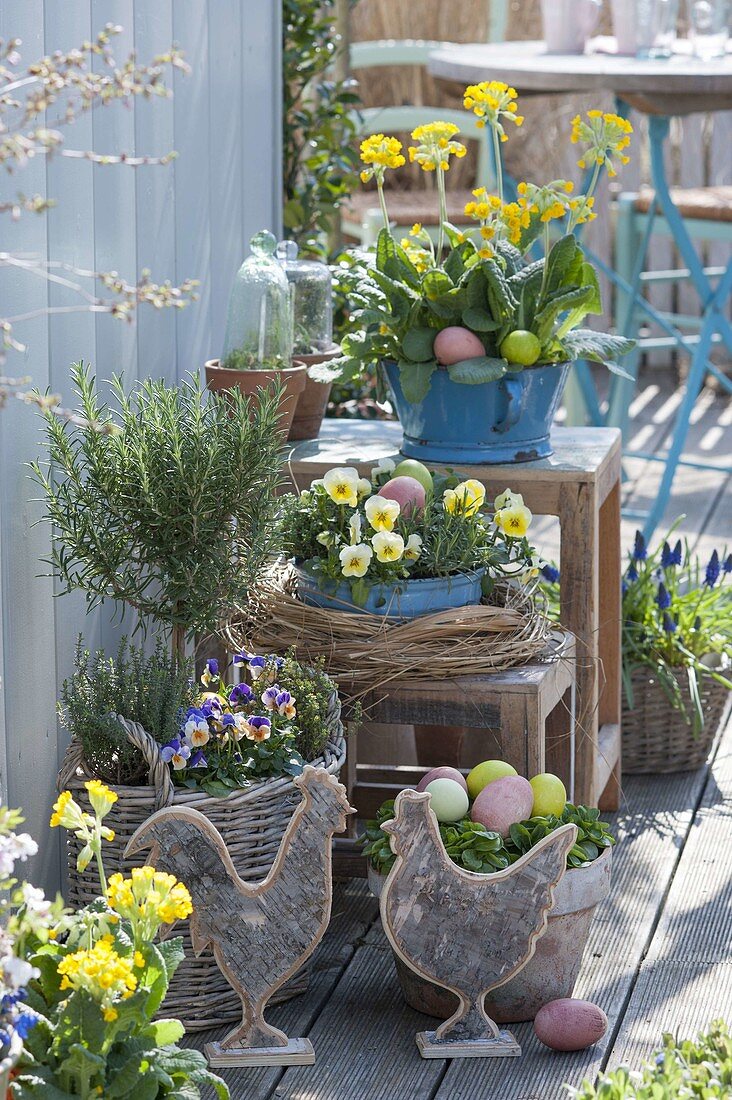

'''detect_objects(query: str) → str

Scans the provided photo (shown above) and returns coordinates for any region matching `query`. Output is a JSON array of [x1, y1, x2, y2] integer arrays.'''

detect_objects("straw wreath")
[[225, 563, 553, 703]]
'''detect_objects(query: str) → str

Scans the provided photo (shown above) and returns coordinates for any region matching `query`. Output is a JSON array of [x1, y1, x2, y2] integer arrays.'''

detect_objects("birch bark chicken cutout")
[[380, 789, 577, 1058], [125, 766, 355, 1067]]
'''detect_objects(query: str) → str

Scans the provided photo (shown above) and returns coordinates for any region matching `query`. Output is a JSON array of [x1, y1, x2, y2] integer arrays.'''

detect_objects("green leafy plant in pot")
[[316, 89, 635, 463]]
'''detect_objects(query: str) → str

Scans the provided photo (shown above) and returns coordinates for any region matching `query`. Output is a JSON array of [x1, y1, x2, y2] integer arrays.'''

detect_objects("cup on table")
[[541, 0, 602, 53], [612, 0, 680, 56], [687, 0, 730, 58]]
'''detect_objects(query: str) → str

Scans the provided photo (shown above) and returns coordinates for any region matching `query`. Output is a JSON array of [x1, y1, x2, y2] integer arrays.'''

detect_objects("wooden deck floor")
[[190, 367, 731, 1099]]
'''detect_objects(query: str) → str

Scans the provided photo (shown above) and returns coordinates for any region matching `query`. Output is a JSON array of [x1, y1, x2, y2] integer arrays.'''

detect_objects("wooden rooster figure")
[[125, 765, 355, 1067], [380, 789, 577, 1059]]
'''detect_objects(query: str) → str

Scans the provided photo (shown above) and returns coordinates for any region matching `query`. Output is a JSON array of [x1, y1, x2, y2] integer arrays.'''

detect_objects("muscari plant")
[[567, 1019, 732, 1098], [363, 799, 614, 877], [317, 89, 635, 401], [12, 783, 228, 1098], [281, 460, 540, 607], [32, 362, 284, 660]]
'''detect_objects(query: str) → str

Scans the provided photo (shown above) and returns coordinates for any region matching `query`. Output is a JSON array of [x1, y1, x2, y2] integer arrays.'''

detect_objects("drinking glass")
[[636, 0, 681, 56], [688, 0, 730, 59]]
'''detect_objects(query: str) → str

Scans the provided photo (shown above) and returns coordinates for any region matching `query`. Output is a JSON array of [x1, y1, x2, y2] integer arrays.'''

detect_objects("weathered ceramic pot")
[[369, 846, 612, 1022], [294, 562, 485, 620], [289, 346, 340, 440], [205, 359, 306, 436]]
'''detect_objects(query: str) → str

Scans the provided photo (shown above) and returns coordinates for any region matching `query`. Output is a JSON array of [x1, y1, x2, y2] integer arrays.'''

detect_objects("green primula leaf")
[[447, 356, 507, 385], [401, 327, 436, 363], [461, 306, 501, 332], [427, 287, 467, 320], [398, 359, 437, 402], [444, 246, 466, 283], [147, 1018, 186, 1047], [534, 285, 595, 346], [483, 261, 518, 323], [465, 269, 488, 309], [422, 269, 453, 300], [561, 329, 635, 377], [542, 234, 581, 300]]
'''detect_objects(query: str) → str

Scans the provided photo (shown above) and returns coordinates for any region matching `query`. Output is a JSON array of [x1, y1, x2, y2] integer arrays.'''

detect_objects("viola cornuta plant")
[[317, 84, 635, 402]]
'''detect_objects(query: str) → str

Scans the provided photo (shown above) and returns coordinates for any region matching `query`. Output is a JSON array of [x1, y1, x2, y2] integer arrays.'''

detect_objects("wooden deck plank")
[[607, 715, 732, 1071]]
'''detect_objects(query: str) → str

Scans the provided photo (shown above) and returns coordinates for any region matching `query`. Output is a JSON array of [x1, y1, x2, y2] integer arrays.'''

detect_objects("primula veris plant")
[[320, 86, 635, 402], [280, 461, 541, 607], [13, 785, 228, 1097], [621, 526, 731, 733], [32, 363, 284, 658], [160, 653, 336, 798]]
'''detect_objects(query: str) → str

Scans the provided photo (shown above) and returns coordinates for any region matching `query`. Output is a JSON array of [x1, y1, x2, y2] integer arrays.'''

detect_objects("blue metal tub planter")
[[384, 359, 571, 465], [294, 561, 486, 621]]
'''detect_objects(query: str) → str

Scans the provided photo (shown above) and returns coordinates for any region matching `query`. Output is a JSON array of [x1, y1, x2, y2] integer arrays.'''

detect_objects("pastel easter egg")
[[393, 459, 434, 495], [424, 778, 470, 823], [433, 326, 486, 366], [378, 475, 426, 517], [534, 999, 608, 1052], [416, 767, 468, 794], [530, 772, 567, 817], [470, 775, 534, 837], [466, 760, 518, 800]]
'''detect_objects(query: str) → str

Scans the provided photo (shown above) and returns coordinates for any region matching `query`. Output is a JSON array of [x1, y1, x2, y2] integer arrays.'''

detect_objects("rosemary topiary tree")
[[32, 362, 284, 657]]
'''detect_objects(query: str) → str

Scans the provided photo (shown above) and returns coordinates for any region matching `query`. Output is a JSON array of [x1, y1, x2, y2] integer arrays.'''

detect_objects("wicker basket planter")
[[57, 704, 345, 1031], [622, 668, 731, 774]]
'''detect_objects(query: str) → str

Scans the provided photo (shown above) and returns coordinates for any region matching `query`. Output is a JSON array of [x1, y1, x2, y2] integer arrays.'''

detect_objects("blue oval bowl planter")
[[294, 563, 485, 620], [383, 360, 571, 465]]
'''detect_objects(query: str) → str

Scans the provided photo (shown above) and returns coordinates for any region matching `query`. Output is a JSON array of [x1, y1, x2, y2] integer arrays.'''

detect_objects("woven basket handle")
[[57, 716, 175, 811]]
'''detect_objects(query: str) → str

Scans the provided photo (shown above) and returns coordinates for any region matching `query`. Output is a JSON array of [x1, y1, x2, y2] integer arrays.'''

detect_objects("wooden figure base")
[[416, 1029, 521, 1060], [205, 1037, 315, 1068]]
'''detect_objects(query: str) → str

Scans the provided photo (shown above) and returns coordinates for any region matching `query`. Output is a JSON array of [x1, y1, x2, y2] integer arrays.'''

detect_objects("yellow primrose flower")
[[400, 238, 430, 273], [50, 790, 86, 832], [323, 467, 360, 507], [408, 121, 467, 173], [516, 180, 573, 225], [495, 503, 533, 537], [106, 867, 192, 945], [348, 512, 362, 546], [444, 479, 485, 517], [84, 779, 117, 819], [339, 542, 373, 578], [359, 133, 406, 185], [571, 110, 633, 177], [58, 937, 137, 1015], [404, 533, 423, 561], [364, 494, 401, 532], [372, 530, 405, 563], [463, 81, 523, 140], [494, 488, 524, 511]]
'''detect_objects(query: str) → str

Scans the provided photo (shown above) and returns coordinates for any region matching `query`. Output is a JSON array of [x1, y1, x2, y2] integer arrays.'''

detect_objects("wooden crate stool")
[[346, 632, 576, 823], [287, 422, 622, 811]]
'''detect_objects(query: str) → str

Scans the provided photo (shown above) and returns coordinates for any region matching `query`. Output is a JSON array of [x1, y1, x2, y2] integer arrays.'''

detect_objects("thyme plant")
[[32, 363, 284, 656]]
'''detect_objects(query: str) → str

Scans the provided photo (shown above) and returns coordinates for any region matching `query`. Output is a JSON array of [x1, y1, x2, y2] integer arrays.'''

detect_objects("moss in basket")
[[363, 798, 614, 876], [59, 636, 196, 785]]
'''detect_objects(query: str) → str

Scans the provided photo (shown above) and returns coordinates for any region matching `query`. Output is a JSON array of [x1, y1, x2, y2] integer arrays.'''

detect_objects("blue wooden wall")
[[0, 1, 282, 891]]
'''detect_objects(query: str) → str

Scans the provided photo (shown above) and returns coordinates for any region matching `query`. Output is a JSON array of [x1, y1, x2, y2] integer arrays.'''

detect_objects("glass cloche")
[[222, 231, 292, 369], [276, 240, 334, 356]]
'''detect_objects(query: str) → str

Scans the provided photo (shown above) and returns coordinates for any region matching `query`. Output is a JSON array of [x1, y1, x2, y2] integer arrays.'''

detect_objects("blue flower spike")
[[633, 530, 647, 561], [672, 539, 683, 566], [662, 612, 677, 634], [656, 581, 671, 610], [724, 552, 732, 574], [540, 562, 560, 583], [661, 541, 673, 569], [626, 561, 638, 583], [705, 550, 720, 588]]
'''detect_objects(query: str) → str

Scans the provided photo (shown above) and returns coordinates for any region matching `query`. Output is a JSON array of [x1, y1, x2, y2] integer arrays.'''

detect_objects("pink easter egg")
[[378, 476, 426, 517], [470, 775, 534, 838], [534, 999, 608, 1052], [416, 767, 468, 794], [433, 326, 486, 366]]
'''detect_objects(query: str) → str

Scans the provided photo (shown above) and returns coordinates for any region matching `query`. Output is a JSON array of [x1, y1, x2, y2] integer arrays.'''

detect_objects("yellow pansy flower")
[[495, 503, 533, 537], [364, 494, 401, 532], [404, 533, 423, 561], [339, 543, 373, 578], [322, 467, 360, 507], [443, 479, 485, 517], [372, 531, 405, 563], [494, 488, 524, 511]]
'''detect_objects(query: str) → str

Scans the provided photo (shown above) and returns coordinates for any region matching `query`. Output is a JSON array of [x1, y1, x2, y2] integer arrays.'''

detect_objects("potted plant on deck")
[[620, 529, 731, 773], [205, 230, 306, 436], [280, 458, 540, 617], [317, 89, 635, 463]]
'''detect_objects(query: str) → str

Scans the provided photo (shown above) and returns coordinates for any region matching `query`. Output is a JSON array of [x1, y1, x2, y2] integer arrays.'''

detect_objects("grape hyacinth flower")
[[540, 562, 560, 583], [626, 562, 638, 583], [724, 552, 732, 574], [671, 539, 683, 566], [656, 582, 671, 610], [662, 612, 676, 633], [633, 530, 647, 561], [705, 550, 720, 588], [661, 541, 673, 569]]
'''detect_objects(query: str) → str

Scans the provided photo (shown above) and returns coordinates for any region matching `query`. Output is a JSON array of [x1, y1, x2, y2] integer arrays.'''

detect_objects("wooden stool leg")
[[545, 686, 574, 801], [346, 721, 358, 836], [598, 477, 622, 812]]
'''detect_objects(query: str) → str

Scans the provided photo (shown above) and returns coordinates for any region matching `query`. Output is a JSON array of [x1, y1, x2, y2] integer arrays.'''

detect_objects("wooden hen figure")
[[380, 789, 577, 1059], [125, 765, 355, 1067]]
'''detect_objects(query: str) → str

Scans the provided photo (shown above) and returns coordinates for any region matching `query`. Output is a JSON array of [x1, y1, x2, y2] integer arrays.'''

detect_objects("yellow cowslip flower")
[[400, 238, 430, 273], [408, 121, 467, 173], [404, 533, 423, 561], [443, 479, 486, 517], [494, 488, 524, 511], [57, 936, 137, 1016], [372, 531, 405, 563], [571, 110, 633, 177], [322, 467, 360, 507], [50, 790, 86, 832], [106, 866, 192, 941], [339, 542, 373, 578], [84, 779, 117, 819], [516, 181, 571, 226], [568, 194, 597, 225], [364, 494, 400, 532], [495, 503, 533, 537], [359, 133, 406, 185], [463, 81, 523, 141]]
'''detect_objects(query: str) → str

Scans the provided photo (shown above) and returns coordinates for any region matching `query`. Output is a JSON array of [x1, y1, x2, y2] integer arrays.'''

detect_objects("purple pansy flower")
[[161, 738, 191, 770], [261, 684, 280, 710], [275, 690, 296, 718], [190, 749, 208, 769], [230, 682, 254, 705], [247, 715, 272, 743]]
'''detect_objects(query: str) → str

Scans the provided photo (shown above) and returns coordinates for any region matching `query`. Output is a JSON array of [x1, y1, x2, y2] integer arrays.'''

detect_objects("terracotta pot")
[[369, 846, 612, 1023], [289, 346, 340, 440], [204, 359, 306, 437]]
